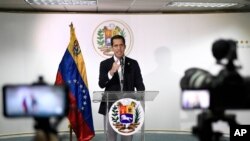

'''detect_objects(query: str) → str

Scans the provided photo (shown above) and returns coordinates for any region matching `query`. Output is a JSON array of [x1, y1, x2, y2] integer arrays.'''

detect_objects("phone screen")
[[181, 90, 210, 109], [3, 85, 68, 117]]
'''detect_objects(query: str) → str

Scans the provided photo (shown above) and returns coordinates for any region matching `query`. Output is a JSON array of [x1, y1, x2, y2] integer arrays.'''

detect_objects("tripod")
[[33, 116, 64, 141], [192, 110, 238, 141]]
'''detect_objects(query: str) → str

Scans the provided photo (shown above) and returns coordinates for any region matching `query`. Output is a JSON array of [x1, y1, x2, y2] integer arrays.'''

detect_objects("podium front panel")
[[93, 91, 159, 141]]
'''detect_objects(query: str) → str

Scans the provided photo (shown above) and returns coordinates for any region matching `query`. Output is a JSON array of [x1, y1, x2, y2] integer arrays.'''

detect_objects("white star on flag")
[[83, 95, 87, 99], [83, 101, 87, 105]]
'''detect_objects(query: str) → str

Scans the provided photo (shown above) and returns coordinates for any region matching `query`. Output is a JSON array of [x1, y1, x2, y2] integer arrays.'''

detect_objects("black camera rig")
[[180, 39, 250, 141]]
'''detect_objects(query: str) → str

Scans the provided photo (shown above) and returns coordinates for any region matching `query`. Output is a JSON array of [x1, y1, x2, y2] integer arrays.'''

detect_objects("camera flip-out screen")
[[3, 85, 68, 118], [182, 90, 210, 109]]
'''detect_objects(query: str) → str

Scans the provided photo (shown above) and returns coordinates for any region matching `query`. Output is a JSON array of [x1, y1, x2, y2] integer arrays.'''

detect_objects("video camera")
[[179, 39, 250, 141], [180, 39, 250, 111], [3, 76, 69, 118], [2, 76, 69, 141]]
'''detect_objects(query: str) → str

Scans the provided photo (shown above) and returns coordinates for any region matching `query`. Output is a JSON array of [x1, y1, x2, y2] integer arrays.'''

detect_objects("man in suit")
[[98, 35, 145, 141]]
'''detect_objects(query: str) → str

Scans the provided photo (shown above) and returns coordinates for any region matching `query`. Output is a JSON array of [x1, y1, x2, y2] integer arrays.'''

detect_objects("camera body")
[[181, 39, 250, 111], [209, 68, 250, 110]]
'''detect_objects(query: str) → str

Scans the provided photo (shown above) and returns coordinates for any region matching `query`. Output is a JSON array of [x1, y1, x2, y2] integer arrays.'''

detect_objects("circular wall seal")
[[109, 98, 144, 136], [92, 19, 133, 58]]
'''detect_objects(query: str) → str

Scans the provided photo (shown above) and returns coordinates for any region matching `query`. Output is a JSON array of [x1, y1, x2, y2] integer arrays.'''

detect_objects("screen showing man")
[[3, 85, 67, 117], [182, 90, 210, 109]]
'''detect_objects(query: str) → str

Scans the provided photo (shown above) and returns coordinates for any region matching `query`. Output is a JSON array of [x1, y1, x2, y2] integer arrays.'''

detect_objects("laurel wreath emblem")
[[109, 98, 144, 136], [92, 20, 133, 58]]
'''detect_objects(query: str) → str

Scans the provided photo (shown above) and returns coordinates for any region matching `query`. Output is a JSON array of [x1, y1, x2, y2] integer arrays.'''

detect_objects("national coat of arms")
[[109, 98, 144, 136], [73, 39, 81, 55], [92, 20, 133, 58]]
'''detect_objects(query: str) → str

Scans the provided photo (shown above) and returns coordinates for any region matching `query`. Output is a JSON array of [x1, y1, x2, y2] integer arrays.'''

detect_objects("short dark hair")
[[111, 35, 125, 46]]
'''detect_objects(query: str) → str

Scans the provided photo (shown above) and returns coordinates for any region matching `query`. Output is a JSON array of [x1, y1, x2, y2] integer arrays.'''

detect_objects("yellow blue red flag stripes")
[[55, 23, 95, 141]]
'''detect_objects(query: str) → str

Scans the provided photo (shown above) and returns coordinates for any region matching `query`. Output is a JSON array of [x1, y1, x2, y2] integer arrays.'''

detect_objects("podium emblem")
[[109, 98, 144, 136]]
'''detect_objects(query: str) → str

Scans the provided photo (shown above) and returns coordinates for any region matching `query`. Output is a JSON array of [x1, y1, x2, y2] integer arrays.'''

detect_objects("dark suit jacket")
[[98, 56, 145, 115]]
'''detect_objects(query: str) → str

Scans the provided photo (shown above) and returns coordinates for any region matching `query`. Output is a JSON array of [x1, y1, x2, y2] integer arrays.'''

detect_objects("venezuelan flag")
[[55, 23, 95, 141]]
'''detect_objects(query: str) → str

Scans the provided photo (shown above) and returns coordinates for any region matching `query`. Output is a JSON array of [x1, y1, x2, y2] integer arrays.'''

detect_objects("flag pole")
[[69, 22, 73, 141], [69, 124, 72, 141]]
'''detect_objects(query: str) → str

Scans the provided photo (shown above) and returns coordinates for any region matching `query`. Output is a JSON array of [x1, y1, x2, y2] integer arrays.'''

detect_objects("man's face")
[[112, 38, 126, 59]]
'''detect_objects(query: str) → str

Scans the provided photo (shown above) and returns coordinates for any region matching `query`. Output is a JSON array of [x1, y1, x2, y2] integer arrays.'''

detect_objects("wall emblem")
[[109, 98, 144, 136], [92, 20, 133, 58]]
